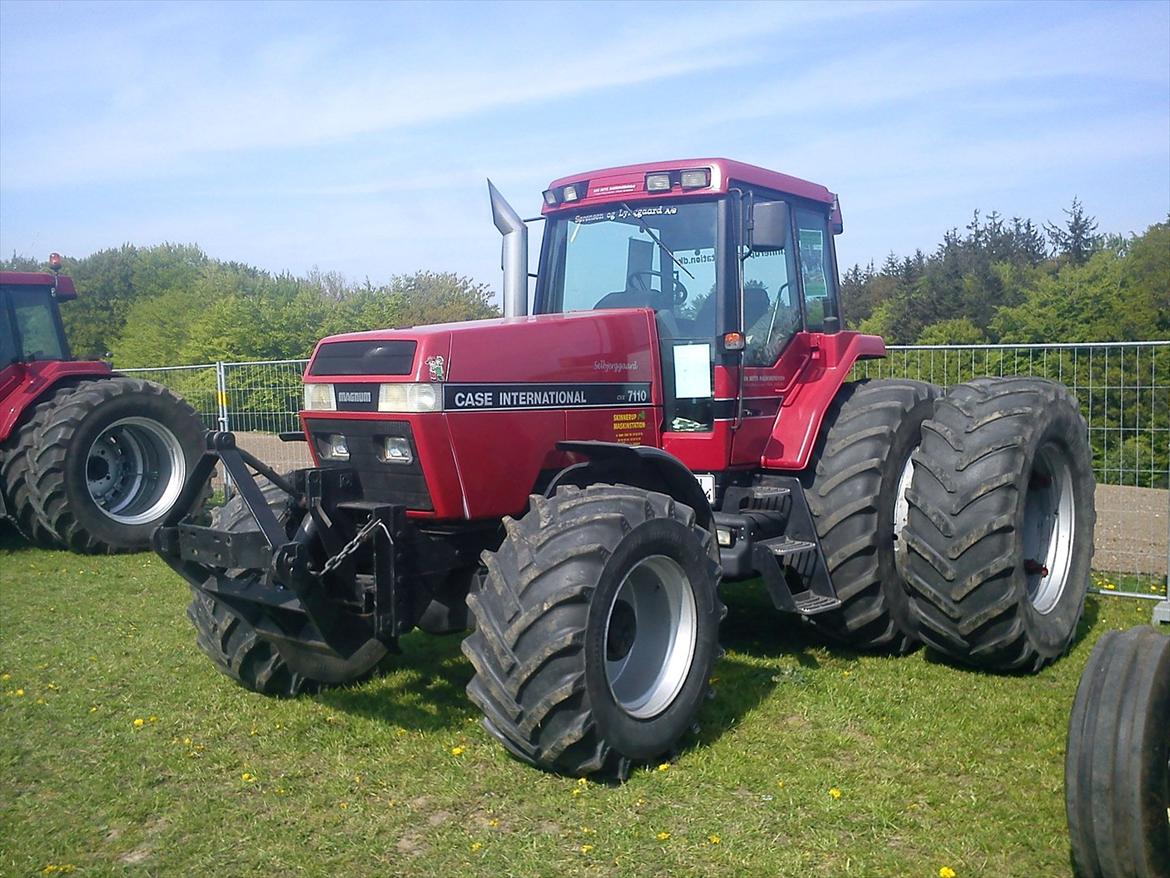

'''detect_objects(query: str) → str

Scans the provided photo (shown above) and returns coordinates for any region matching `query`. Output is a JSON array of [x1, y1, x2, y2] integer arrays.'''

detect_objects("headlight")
[[379, 436, 414, 465], [303, 383, 336, 411], [378, 383, 443, 413], [318, 433, 349, 461]]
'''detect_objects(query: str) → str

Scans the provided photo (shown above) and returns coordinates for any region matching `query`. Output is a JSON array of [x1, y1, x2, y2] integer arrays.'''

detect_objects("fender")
[[761, 331, 885, 471], [548, 440, 714, 531], [0, 360, 113, 442]]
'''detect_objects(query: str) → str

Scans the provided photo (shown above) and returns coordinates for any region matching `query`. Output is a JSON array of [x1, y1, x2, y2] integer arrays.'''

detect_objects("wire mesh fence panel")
[[221, 359, 313, 477]]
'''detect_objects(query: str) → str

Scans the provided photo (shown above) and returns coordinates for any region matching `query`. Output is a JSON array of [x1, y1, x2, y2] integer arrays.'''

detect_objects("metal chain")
[[311, 515, 390, 576]]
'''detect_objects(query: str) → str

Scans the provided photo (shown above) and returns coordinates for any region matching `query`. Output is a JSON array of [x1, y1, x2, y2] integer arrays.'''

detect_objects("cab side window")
[[794, 208, 838, 332], [0, 294, 16, 366], [742, 204, 799, 366]]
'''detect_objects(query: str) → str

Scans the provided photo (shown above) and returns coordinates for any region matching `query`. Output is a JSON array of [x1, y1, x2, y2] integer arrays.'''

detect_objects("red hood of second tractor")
[[306, 309, 661, 389]]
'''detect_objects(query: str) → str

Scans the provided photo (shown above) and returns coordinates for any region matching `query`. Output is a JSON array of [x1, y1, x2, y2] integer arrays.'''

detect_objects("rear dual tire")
[[463, 485, 723, 779], [901, 377, 1095, 671]]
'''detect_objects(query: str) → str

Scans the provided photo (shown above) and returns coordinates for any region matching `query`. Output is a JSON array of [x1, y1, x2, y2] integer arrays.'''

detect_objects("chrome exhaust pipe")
[[488, 180, 528, 317]]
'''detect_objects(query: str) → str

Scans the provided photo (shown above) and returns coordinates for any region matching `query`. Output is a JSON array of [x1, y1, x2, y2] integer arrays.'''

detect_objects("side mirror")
[[750, 201, 790, 252]]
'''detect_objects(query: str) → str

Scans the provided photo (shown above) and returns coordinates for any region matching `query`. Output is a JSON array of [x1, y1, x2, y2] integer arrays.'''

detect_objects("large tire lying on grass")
[[187, 477, 387, 695], [803, 378, 939, 653], [463, 485, 723, 779], [1066, 626, 1169, 878], [29, 376, 207, 553], [901, 377, 1095, 672], [0, 395, 62, 546]]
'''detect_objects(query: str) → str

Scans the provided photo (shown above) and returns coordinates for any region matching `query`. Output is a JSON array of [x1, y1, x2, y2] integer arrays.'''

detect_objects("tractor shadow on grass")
[[317, 579, 840, 746], [314, 631, 477, 732]]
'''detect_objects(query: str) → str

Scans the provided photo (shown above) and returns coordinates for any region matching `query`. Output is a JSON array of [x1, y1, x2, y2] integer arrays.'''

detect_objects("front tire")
[[463, 485, 723, 779], [1066, 626, 1170, 878], [901, 377, 1095, 671], [187, 477, 387, 694], [29, 377, 208, 553]]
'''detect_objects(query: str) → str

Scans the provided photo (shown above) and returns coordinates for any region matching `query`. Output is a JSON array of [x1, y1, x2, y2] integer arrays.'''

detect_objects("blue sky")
[[2, 0, 1167, 300]]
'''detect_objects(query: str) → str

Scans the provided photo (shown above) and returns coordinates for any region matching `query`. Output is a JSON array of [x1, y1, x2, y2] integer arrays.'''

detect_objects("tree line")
[[1, 244, 498, 367], [841, 200, 1168, 344]]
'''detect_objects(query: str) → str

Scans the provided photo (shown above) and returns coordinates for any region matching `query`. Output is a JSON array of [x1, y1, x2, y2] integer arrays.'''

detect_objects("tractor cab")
[[525, 159, 851, 472], [0, 270, 74, 367]]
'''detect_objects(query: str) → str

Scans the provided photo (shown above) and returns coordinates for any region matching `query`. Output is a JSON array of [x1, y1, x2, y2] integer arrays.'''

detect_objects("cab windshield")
[[539, 200, 721, 339]]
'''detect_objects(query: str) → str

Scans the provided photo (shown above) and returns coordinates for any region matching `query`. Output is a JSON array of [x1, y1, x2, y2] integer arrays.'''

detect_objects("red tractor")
[[1, 258, 206, 553], [155, 159, 1095, 778]]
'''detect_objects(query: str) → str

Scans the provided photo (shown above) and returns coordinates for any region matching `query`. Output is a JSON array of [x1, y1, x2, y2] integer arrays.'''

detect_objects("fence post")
[[215, 361, 233, 498], [215, 361, 230, 433]]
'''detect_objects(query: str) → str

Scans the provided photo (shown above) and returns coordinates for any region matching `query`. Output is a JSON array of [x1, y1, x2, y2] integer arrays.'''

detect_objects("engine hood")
[[306, 309, 659, 387]]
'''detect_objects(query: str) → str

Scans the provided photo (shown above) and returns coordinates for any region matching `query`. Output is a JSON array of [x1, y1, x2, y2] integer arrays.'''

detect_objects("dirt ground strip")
[[225, 432, 1169, 577]]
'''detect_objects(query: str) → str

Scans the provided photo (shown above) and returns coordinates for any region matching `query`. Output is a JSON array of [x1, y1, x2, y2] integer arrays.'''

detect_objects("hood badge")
[[426, 355, 446, 382]]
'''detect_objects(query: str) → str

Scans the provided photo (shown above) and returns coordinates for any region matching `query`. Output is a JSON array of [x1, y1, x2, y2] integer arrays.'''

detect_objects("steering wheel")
[[628, 270, 688, 306]]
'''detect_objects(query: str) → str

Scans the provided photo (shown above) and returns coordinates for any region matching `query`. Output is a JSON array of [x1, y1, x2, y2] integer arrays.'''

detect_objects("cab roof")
[[542, 157, 837, 216], [0, 271, 77, 300]]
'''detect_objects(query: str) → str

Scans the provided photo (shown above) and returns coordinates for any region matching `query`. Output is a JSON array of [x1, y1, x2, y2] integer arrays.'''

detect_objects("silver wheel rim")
[[893, 454, 915, 546], [1023, 442, 1075, 614], [604, 554, 697, 719], [85, 417, 186, 525]]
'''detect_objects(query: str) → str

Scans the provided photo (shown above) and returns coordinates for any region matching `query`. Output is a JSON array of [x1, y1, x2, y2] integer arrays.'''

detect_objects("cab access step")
[[713, 480, 842, 616]]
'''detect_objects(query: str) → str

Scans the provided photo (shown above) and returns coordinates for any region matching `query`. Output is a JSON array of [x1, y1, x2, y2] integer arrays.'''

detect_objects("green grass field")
[[1, 527, 1163, 878]]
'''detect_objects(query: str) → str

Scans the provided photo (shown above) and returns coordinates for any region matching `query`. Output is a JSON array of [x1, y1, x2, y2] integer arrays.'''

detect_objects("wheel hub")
[[603, 554, 698, 720], [85, 417, 187, 525], [1022, 443, 1075, 614]]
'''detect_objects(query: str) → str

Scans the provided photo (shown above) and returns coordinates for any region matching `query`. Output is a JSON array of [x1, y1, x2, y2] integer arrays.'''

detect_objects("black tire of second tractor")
[[1065, 625, 1170, 878], [29, 376, 208, 553], [802, 378, 940, 653], [900, 377, 1095, 672], [463, 484, 724, 780]]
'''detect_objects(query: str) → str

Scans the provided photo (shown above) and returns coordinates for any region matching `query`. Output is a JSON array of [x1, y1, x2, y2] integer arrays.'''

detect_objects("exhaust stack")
[[488, 180, 528, 317]]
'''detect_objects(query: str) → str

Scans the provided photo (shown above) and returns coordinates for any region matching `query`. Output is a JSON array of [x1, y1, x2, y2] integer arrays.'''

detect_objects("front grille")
[[307, 419, 432, 511], [309, 340, 417, 377]]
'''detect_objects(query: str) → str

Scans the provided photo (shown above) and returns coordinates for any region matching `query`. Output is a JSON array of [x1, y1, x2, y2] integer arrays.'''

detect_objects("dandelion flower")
[[656, 831, 671, 842], [829, 788, 842, 800], [133, 718, 144, 728], [657, 762, 671, 772], [939, 868, 957, 878], [15, 688, 25, 697], [577, 777, 589, 787], [708, 834, 721, 845], [89, 706, 97, 713], [488, 818, 500, 828], [470, 842, 483, 852], [148, 715, 158, 723], [241, 772, 256, 782], [571, 788, 584, 797], [580, 844, 594, 854], [0, 673, 9, 681], [339, 802, 348, 810], [451, 746, 465, 756]]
